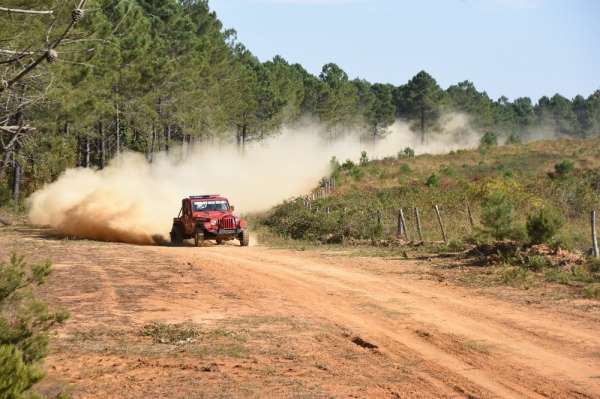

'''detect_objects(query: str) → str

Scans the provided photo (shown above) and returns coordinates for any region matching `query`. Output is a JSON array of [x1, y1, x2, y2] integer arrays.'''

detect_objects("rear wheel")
[[194, 229, 204, 247], [170, 224, 184, 246], [239, 230, 249, 247], [216, 238, 224, 245]]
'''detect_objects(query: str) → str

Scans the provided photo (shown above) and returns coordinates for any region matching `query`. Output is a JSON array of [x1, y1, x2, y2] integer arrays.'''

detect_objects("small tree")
[[399, 147, 415, 159], [0, 254, 69, 398], [425, 173, 440, 187], [480, 192, 519, 240], [359, 151, 369, 166], [526, 208, 564, 244], [479, 132, 498, 148], [554, 160, 574, 178]]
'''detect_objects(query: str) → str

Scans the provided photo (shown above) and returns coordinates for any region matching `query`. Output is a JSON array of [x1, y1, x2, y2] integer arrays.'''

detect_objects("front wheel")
[[170, 224, 184, 246], [239, 230, 249, 247], [194, 230, 204, 247]]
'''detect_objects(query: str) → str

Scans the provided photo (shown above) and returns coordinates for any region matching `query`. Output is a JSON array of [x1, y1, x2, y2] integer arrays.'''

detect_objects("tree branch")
[[0, 6, 53, 15], [0, 0, 87, 92]]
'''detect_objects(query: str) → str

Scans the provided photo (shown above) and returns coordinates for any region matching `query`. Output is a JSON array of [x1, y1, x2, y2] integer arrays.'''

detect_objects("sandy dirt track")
[[1, 227, 600, 398]]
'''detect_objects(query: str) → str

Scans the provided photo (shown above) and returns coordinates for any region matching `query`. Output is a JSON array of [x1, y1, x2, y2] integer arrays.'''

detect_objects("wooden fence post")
[[400, 208, 410, 241], [466, 201, 475, 230], [414, 207, 424, 242], [592, 210, 599, 258], [397, 210, 403, 238], [434, 205, 448, 244]]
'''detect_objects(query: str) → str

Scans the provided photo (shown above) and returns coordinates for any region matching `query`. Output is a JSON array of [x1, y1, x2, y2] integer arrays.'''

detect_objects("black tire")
[[216, 238, 224, 245], [170, 224, 184, 246], [194, 229, 204, 247], [239, 230, 249, 247]]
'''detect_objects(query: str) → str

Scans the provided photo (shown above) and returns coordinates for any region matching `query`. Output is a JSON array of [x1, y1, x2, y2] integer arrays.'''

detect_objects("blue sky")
[[210, 0, 599, 102]]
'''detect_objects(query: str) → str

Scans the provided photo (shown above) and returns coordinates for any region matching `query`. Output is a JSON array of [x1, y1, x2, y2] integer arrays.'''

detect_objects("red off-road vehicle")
[[170, 195, 249, 247]]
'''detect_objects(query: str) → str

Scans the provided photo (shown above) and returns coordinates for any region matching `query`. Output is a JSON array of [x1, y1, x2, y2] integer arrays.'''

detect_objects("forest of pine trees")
[[1, 0, 600, 204]]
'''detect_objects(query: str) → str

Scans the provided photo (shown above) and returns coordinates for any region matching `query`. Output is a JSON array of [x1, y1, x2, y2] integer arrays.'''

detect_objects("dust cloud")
[[28, 118, 481, 244]]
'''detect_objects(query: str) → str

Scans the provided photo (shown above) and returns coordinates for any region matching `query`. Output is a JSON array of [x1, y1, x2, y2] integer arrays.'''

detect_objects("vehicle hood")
[[192, 211, 233, 220]]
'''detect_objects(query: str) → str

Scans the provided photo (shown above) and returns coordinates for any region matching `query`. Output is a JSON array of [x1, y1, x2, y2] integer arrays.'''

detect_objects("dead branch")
[[0, 6, 53, 15], [0, 0, 88, 93]]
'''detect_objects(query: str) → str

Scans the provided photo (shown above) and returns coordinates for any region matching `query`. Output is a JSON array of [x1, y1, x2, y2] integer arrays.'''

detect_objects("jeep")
[[170, 195, 249, 247]]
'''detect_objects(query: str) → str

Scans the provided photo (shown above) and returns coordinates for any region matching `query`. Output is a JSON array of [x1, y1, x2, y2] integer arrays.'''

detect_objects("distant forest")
[[1, 0, 599, 203]]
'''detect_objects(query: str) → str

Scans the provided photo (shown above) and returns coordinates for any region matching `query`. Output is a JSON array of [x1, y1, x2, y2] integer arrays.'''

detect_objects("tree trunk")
[[99, 121, 106, 169], [85, 136, 90, 168], [242, 124, 247, 149], [165, 124, 171, 153], [420, 107, 425, 144], [115, 102, 120, 159], [149, 123, 156, 162], [12, 159, 21, 202]]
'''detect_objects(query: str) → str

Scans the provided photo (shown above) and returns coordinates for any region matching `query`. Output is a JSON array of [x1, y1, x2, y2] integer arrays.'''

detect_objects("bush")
[[399, 164, 412, 174], [425, 173, 440, 187], [524, 255, 550, 271], [403, 147, 415, 159], [480, 132, 498, 148], [359, 151, 369, 166], [506, 133, 522, 145], [349, 166, 364, 181], [526, 208, 564, 245], [329, 156, 341, 178], [480, 192, 520, 241], [0, 254, 69, 398], [554, 160, 574, 177]]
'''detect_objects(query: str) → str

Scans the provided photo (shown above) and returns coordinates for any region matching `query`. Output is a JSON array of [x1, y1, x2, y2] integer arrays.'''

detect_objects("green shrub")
[[349, 166, 364, 181], [329, 156, 341, 178], [480, 192, 519, 241], [506, 133, 522, 145], [0, 182, 11, 207], [425, 173, 440, 187], [399, 164, 412, 174], [341, 159, 355, 170], [524, 255, 550, 271], [480, 132, 498, 148], [526, 208, 564, 245], [554, 160, 574, 177], [0, 254, 69, 398], [403, 147, 415, 159]]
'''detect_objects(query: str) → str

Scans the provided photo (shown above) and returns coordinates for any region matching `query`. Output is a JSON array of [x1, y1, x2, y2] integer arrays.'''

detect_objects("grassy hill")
[[260, 137, 600, 253]]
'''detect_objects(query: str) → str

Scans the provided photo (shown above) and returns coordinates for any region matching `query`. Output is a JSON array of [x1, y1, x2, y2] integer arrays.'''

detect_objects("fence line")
[[295, 191, 600, 252]]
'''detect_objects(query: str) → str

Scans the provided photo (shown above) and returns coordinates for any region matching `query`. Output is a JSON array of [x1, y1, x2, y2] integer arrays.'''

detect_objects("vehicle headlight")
[[210, 219, 218, 226]]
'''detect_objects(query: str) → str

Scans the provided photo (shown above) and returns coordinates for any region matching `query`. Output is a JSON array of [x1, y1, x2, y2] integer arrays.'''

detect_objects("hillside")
[[262, 137, 600, 251]]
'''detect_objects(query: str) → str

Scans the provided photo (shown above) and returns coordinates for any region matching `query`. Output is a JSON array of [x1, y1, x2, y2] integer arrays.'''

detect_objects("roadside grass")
[[60, 321, 251, 359]]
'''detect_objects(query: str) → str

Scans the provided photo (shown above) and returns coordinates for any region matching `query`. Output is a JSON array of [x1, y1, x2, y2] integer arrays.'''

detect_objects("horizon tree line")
[[1, 0, 599, 204]]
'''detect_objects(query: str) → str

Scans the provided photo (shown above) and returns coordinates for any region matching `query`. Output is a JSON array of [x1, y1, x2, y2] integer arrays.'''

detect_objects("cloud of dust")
[[27, 117, 481, 245]]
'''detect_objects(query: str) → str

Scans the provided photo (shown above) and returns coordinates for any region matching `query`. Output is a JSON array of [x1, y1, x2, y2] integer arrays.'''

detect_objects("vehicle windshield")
[[192, 200, 229, 212]]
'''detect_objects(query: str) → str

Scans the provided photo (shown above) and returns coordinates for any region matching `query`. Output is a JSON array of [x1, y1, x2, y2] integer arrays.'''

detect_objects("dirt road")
[[2, 227, 600, 398]]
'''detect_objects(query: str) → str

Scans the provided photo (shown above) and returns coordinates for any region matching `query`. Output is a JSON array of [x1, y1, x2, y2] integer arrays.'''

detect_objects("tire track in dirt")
[[2, 229, 599, 398], [170, 246, 600, 398]]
